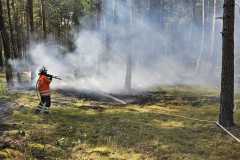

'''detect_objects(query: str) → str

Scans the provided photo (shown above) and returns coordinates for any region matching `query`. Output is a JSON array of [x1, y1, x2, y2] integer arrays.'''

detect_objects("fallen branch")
[[216, 122, 240, 143]]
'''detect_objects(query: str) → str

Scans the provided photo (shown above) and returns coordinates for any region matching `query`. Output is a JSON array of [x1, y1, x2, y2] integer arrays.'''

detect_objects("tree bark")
[[0, 36, 3, 68], [6, 0, 17, 58], [0, 0, 13, 86], [41, 0, 47, 39], [27, 0, 34, 33], [11, 0, 21, 57], [219, 0, 235, 127]]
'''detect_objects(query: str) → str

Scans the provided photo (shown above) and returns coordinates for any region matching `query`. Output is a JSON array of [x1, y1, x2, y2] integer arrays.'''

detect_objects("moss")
[[0, 149, 24, 160], [27, 143, 46, 159], [0, 151, 8, 159], [28, 143, 45, 150]]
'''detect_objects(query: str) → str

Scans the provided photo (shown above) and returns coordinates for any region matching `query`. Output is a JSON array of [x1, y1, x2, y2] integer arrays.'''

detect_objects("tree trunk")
[[6, 0, 17, 58], [27, 0, 34, 33], [207, 0, 217, 74], [11, 0, 21, 57], [96, 0, 102, 30], [0, 0, 14, 86], [113, 0, 118, 24], [210, 0, 216, 58], [195, 0, 205, 73], [125, 53, 132, 91], [0, 37, 3, 68], [57, 18, 62, 42], [25, 0, 30, 52], [41, 0, 47, 39], [219, 0, 235, 127], [125, 0, 133, 91]]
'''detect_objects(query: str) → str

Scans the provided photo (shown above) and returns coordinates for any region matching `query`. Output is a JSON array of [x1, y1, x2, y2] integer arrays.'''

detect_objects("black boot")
[[35, 105, 43, 114]]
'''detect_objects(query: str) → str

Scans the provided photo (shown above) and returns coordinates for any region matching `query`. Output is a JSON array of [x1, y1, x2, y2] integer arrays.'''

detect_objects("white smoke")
[[12, 0, 240, 93]]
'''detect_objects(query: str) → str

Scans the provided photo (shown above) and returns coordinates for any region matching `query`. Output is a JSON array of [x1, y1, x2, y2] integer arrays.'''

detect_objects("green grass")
[[1, 77, 240, 159]]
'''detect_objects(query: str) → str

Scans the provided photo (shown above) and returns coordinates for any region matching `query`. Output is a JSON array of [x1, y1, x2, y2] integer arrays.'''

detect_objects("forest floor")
[[1, 73, 240, 160]]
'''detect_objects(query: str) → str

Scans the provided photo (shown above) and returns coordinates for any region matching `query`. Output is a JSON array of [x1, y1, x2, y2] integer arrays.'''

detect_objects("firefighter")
[[35, 67, 52, 114]]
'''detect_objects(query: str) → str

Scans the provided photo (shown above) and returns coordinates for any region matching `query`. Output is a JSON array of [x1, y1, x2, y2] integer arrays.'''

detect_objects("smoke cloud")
[[11, 0, 240, 93]]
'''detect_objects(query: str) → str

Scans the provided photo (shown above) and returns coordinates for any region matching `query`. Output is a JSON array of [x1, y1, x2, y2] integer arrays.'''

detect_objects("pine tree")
[[219, 0, 235, 127]]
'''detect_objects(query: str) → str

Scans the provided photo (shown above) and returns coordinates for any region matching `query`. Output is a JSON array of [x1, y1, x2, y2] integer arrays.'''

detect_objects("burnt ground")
[[7, 83, 221, 107], [56, 89, 115, 103], [56, 88, 220, 107], [113, 91, 220, 106], [1, 86, 221, 117]]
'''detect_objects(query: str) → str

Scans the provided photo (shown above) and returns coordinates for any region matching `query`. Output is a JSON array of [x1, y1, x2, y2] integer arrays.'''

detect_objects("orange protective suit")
[[37, 75, 51, 96]]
